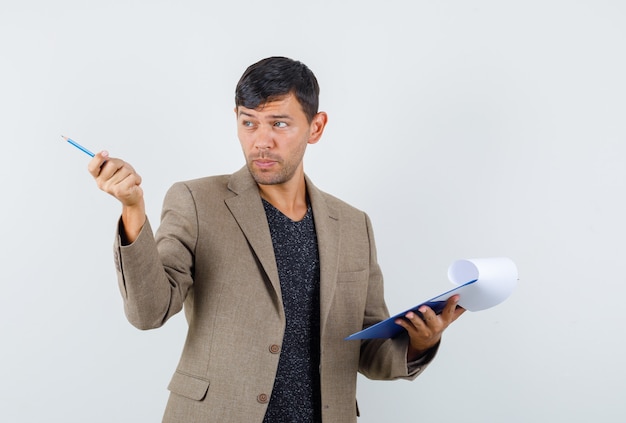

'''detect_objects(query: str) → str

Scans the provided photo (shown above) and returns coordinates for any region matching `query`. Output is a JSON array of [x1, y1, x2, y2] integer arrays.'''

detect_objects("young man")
[[88, 56, 464, 422]]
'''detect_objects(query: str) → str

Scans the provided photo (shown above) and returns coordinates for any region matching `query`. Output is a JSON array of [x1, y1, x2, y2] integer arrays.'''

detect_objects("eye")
[[242, 120, 254, 128], [274, 121, 287, 128]]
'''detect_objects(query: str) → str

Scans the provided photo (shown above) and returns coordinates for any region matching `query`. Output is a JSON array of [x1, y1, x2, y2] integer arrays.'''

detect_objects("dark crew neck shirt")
[[262, 199, 322, 423]]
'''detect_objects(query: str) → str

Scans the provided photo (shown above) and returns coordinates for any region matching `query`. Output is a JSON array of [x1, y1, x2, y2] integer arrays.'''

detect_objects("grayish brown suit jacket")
[[113, 166, 435, 422]]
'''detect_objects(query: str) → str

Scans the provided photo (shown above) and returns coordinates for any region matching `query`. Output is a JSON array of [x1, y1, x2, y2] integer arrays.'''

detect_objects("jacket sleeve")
[[357, 214, 438, 381], [113, 182, 197, 330]]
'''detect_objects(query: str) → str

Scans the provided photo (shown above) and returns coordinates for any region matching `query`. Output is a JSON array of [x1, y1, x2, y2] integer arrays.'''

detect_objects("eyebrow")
[[238, 110, 293, 120]]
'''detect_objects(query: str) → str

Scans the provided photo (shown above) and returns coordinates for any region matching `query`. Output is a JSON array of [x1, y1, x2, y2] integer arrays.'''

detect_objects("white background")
[[1, 0, 625, 422]]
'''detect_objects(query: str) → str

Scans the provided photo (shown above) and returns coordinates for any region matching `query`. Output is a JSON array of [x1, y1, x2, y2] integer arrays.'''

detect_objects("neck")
[[258, 176, 308, 221]]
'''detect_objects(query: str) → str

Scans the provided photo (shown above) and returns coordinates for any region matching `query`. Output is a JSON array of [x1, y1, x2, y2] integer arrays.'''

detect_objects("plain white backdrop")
[[1, 0, 625, 421]]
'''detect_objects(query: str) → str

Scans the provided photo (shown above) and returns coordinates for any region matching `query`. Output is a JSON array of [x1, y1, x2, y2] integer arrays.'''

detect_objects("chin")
[[249, 169, 279, 186]]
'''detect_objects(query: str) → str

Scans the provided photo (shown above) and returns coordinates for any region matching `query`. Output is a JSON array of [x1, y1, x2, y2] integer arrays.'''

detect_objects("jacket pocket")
[[167, 370, 210, 401]]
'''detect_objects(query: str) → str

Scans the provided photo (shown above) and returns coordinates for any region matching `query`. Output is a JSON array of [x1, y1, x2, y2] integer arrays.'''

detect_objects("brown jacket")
[[113, 167, 432, 422]]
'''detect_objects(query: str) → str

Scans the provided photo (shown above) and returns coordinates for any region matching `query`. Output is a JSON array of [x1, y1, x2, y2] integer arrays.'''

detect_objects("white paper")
[[438, 257, 519, 311]]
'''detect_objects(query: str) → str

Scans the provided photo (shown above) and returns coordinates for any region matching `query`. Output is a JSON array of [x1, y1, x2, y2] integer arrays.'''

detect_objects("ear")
[[307, 112, 328, 145]]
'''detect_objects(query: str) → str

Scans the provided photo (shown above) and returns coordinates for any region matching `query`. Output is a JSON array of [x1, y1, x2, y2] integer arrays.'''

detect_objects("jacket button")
[[269, 344, 280, 354], [257, 393, 269, 403]]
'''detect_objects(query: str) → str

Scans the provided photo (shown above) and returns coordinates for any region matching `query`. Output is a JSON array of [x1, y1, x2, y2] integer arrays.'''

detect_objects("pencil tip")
[[61, 135, 67, 140]]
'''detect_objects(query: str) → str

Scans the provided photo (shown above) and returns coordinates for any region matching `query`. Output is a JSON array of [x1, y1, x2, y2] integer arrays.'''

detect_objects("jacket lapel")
[[224, 168, 341, 332], [224, 168, 282, 309], [306, 176, 341, 340]]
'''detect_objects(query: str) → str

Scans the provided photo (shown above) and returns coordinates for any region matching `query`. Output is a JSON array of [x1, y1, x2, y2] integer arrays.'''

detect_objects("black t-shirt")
[[262, 199, 321, 423]]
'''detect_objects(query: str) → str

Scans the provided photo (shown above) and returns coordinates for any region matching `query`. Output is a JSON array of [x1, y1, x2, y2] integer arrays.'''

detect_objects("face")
[[236, 93, 326, 186]]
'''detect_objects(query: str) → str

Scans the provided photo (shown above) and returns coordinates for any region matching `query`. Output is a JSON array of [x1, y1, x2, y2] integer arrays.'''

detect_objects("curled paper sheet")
[[345, 257, 518, 340], [446, 257, 518, 311]]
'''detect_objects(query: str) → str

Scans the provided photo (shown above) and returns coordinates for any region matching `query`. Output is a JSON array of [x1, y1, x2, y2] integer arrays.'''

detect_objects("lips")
[[253, 159, 277, 169]]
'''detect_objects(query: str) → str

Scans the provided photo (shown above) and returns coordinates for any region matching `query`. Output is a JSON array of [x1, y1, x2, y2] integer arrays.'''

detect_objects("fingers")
[[442, 295, 465, 323], [87, 151, 109, 177], [395, 305, 438, 334], [395, 296, 466, 353], [419, 305, 438, 324], [88, 151, 143, 206], [396, 309, 440, 353], [395, 311, 427, 334], [397, 296, 463, 330]]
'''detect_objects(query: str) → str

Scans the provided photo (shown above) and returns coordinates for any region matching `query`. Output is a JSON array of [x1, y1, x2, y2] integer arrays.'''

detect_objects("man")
[[88, 56, 464, 422]]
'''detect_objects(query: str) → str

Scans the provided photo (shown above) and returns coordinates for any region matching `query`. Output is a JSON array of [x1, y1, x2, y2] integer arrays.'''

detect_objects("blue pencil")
[[62, 135, 95, 157]]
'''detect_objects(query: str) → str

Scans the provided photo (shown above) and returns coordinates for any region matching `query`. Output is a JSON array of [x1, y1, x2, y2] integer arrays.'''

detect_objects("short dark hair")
[[235, 56, 320, 122]]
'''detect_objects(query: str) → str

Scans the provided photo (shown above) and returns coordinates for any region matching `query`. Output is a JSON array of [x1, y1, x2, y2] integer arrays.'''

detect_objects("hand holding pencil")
[[65, 135, 146, 243]]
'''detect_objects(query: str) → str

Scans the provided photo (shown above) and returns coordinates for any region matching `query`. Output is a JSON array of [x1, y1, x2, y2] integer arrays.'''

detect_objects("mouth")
[[252, 158, 278, 169]]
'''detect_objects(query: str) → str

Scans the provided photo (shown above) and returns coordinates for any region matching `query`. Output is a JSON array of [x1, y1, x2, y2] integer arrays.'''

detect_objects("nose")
[[253, 124, 273, 151]]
